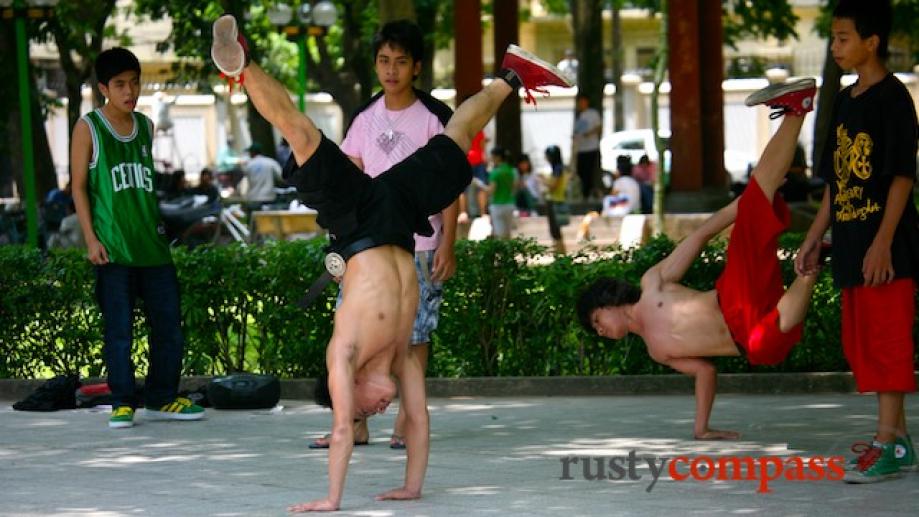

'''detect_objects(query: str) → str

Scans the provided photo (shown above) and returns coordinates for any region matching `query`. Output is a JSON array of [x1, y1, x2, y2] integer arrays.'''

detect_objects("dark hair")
[[517, 153, 532, 172], [616, 155, 634, 176], [833, 0, 892, 60], [545, 145, 563, 168], [576, 277, 641, 333], [490, 146, 509, 161], [95, 47, 141, 86], [372, 19, 424, 63], [314, 372, 332, 408]]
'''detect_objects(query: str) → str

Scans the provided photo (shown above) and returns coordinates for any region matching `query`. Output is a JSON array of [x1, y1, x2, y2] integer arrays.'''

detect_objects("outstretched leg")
[[743, 78, 819, 330], [748, 115, 806, 203], [443, 45, 571, 152], [211, 15, 321, 166], [744, 78, 817, 202]]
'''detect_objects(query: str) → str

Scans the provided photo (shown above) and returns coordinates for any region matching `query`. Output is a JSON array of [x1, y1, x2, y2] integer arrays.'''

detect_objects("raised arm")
[[650, 198, 738, 285], [662, 356, 739, 440]]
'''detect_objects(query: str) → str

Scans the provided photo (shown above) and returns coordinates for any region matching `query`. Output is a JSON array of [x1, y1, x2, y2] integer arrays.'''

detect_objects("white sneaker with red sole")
[[211, 14, 248, 79]]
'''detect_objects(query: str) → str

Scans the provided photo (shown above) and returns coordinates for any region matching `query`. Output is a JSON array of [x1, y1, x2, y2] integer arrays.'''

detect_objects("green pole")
[[298, 35, 307, 113], [15, 4, 39, 247]]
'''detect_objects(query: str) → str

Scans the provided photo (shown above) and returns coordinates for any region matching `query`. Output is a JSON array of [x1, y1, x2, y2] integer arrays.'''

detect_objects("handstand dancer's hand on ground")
[[694, 428, 741, 441]]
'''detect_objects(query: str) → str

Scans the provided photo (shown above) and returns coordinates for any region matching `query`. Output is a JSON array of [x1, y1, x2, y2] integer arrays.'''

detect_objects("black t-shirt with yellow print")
[[818, 73, 919, 288]]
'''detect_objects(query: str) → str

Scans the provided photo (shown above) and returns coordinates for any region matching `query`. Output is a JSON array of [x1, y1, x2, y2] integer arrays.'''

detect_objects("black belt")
[[298, 237, 378, 309]]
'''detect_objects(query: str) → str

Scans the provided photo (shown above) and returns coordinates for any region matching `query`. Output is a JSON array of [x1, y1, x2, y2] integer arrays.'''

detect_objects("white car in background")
[[600, 129, 757, 185]]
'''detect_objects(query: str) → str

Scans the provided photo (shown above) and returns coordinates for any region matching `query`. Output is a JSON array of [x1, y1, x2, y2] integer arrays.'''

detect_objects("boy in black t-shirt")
[[796, 0, 919, 483]]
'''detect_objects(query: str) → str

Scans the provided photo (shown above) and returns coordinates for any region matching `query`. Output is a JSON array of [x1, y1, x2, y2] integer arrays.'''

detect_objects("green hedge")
[[0, 234, 884, 380]]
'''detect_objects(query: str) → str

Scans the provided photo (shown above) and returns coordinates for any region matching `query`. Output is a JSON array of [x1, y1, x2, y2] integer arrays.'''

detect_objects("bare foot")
[[694, 429, 741, 441], [375, 487, 421, 501], [288, 498, 338, 512]]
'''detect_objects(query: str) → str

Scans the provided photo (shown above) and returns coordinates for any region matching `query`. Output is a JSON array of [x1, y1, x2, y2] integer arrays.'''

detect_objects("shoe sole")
[[211, 15, 245, 77], [145, 409, 205, 421], [843, 471, 901, 483], [744, 78, 816, 107], [505, 44, 573, 88], [109, 420, 134, 429]]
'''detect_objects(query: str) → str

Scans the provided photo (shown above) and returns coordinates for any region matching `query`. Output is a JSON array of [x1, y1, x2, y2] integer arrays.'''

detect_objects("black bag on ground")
[[207, 374, 280, 409], [13, 374, 81, 411]]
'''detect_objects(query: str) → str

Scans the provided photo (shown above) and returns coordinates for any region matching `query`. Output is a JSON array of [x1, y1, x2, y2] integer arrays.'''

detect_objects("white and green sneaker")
[[843, 441, 901, 483], [109, 406, 135, 429], [145, 397, 205, 421], [895, 434, 918, 472]]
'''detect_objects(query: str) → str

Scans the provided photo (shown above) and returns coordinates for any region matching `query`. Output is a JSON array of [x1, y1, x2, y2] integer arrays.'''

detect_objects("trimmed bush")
[[0, 234, 894, 380]]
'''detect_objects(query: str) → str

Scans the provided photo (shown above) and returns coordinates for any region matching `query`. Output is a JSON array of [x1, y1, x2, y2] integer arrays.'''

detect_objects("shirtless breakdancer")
[[210, 14, 570, 512], [578, 78, 820, 441]]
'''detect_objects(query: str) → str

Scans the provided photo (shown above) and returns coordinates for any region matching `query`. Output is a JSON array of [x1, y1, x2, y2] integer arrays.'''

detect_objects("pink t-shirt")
[[341, 97, 446, 251]]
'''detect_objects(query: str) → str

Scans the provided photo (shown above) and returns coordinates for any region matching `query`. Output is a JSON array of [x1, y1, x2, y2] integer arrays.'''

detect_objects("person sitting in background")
[[514, 153, 539, 216], [778, 143, 810, 202], [188, 168, 220, 203], [43, 181, 73, 232], [602, 155, 641, 216], [632, 154, 656, 185], [216, 137, 243, 191], [47, 201, 85, 249]]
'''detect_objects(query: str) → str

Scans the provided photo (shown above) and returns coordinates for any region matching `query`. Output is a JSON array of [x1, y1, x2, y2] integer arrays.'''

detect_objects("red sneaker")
[[744, 78, 816, 118], [501, 44, 572, 105], [211, 14, 249, 79]]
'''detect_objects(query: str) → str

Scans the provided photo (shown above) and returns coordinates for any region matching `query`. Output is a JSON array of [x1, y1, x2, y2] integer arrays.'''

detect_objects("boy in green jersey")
[[71, 48, 204, 429]]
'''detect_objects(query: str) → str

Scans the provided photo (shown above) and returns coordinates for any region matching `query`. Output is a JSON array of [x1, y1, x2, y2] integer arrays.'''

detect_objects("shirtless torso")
[[333, 246, 418, 390], [636, 272, 740, 362]]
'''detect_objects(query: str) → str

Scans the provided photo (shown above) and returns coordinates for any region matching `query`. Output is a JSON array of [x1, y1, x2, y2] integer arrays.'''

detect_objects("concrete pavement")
[[2, 393, 917, 516]]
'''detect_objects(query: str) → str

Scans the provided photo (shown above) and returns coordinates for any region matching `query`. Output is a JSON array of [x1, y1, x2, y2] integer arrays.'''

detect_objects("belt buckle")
[[324, 252, 346, 277]]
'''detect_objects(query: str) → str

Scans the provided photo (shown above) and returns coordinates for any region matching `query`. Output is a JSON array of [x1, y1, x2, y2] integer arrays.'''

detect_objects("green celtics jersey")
[[83, 109, 172, 266]]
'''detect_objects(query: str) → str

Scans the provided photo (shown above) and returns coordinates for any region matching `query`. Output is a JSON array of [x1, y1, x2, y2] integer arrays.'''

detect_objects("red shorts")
[[842, 279, 916, 393], [715, 177, 802, 365]]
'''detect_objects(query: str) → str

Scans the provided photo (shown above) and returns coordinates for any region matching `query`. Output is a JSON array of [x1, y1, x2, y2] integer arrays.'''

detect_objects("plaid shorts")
[[411, 250, 444, 345]]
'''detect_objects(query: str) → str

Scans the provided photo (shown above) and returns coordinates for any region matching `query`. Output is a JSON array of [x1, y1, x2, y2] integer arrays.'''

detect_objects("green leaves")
[[0, 234, 875, 380]]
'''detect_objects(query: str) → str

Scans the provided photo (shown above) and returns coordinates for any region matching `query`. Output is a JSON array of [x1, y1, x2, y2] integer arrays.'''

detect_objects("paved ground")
[[2, 394, 917, 516]]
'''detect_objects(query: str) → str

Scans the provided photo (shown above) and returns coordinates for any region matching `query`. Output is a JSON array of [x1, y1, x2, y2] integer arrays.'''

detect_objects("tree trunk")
[[611, 3, 624, 131], [813, 40, 842, 177], [651, 0, 669, 233], [454, 0, 483, 104], [312, 1, 373, 128], [493, 0, 520, 156], [416, 2, 435, 92], [247, 101, 276, 161], [573, 0, 605, 113], [0, 22, 17, 197]]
